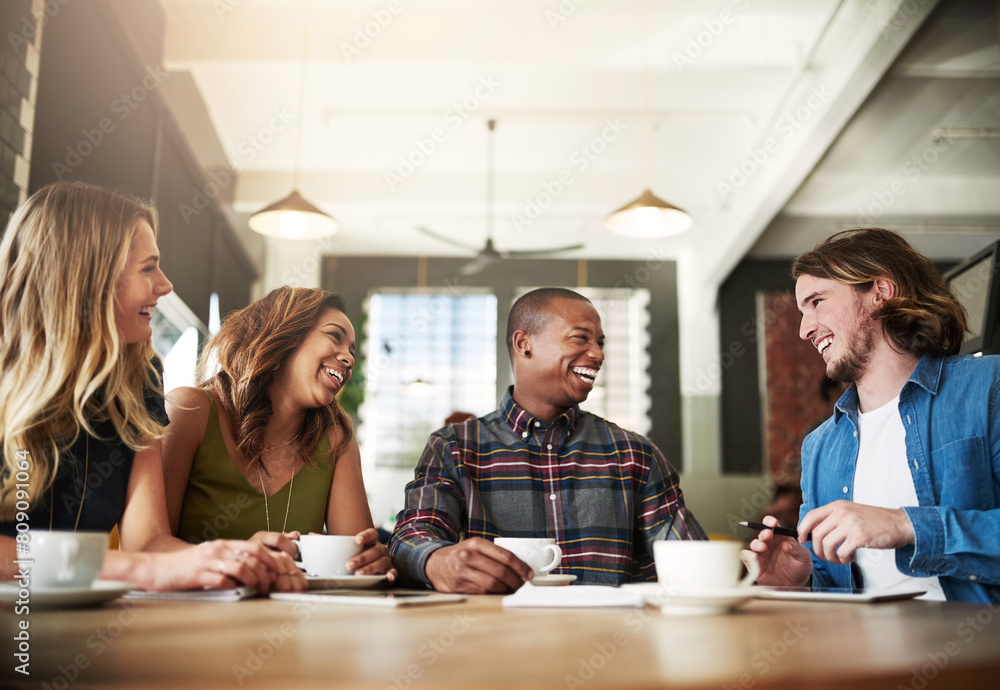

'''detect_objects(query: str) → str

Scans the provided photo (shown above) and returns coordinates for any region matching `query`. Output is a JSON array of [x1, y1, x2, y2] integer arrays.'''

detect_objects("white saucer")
[[0, 580, 132, 609], [620, 583, 760, 615], [527, 574, 577, 587], [305, 574, 387, 590]]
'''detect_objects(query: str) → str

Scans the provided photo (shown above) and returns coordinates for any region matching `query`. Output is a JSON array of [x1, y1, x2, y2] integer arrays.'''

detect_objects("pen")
[[738, 521, 812, 542]]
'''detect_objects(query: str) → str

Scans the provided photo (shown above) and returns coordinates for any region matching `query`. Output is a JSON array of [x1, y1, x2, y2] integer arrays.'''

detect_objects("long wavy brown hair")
[[200, 287, 354, 473], [792, 228, 969, 358], [0, 182, 164, 518]]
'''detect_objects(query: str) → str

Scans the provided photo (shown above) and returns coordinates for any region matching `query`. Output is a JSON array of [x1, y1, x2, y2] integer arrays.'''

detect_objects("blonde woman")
[[162, 288, 394, 581], [0, 181, 304, 592]]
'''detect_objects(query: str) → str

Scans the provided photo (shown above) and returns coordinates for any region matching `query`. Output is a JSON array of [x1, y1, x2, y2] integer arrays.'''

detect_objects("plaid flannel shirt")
[[389, 387, 705, 586]]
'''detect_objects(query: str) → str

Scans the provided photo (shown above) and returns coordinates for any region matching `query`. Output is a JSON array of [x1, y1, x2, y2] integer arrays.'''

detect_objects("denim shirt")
[[800, 354, 1000, 604]]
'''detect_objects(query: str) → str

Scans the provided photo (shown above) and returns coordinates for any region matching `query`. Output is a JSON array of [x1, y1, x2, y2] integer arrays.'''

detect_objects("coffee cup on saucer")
[[653, 540, 760, 593], [494, 537, 562, 577], [28, 531, 108, 590], [297, 534, 362, 576]]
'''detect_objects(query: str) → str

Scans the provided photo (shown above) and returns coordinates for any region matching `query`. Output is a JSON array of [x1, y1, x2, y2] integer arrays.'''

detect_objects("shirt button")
[[546, 443, 553, 451], [535, 421, 541, 427], [549, 494, 556, 501], [843, 486, 849, 494], [521, 431, 528, 439], [969, 575, 978, 581], [853, 431, 857, 438]]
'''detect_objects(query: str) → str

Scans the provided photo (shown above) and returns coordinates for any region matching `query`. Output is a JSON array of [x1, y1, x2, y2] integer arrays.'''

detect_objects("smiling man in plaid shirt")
[[389, 287, 705, 593]]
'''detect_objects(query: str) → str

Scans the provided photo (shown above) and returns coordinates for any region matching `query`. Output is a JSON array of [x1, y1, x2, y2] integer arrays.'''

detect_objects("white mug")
[[495, 537, 562, 576], [28, 531, 108, 589], [653, 540, 760, 592], [297, 534, 362, 576]]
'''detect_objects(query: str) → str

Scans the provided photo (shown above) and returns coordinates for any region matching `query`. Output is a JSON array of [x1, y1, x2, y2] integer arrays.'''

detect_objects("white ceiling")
[[156, 0, 1000, 283]]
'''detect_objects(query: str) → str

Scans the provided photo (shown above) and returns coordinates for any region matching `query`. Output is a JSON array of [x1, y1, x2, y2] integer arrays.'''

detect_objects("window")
[[360, 290, 498, 468], [151, 292, 208, 393]]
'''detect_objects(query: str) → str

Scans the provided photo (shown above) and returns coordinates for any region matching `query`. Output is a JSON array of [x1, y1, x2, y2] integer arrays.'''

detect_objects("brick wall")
[[762, 291, 843, 482]]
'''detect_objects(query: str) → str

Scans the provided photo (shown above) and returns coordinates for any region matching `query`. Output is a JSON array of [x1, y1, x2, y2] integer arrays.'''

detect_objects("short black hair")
[[506, 287, 592, 360]]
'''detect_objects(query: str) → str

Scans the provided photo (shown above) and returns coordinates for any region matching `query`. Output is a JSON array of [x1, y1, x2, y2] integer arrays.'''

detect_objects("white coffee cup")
[[494, 537, 562, 576], [28, 531, 108, 589], [653, 540, 760, 592], [297, 534, 362, 576]]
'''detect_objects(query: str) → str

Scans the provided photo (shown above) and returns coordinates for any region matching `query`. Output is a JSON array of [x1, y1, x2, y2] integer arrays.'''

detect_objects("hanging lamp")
[[248, 0, 337, 240], [605, 0, 692, 238]]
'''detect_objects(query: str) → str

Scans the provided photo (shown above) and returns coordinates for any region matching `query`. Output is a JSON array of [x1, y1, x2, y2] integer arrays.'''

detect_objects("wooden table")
[[4, 591, 999, 689]]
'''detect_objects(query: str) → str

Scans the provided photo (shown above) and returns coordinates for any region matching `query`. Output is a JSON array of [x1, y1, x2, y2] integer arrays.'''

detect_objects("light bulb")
[[279, 211, 306, 239]]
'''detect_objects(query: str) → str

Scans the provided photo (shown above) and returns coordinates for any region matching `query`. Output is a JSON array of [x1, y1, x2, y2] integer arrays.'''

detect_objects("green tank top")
[[176, 395, 335, 544]]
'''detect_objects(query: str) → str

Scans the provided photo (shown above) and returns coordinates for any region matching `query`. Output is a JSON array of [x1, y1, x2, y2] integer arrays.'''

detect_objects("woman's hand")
[[250, 530, 302, 559], [268, 549, 308, 592], [346, 528, 397, 583], [141, 539, 304, 594]]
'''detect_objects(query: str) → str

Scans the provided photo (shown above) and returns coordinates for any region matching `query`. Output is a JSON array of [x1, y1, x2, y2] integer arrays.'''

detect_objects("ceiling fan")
[[417, 119, 584, 276]]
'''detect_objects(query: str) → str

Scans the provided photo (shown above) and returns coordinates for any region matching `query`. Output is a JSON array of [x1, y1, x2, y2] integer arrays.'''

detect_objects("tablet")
[[269, 590, 467, 608], [755, 587, 926, 603]]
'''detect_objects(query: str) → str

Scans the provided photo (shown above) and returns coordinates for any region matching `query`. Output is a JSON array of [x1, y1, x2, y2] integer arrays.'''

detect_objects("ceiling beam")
[[696, 0, 942, 289]]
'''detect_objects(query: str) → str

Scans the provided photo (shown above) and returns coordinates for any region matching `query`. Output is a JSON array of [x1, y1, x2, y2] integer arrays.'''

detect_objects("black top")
[[0, 367, 168, 536]]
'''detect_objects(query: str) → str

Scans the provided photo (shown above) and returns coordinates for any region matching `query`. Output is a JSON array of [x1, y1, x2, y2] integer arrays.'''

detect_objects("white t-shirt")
[[853, 396, 945, 600]]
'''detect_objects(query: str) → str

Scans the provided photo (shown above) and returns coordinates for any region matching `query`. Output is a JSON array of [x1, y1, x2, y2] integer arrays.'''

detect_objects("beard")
[[827, 318, 877, 384]]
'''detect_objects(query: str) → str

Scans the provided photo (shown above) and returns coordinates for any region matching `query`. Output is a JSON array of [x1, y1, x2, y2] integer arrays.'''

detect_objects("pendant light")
[[248, 0, 337, 240], [605, 0, 692, 238]]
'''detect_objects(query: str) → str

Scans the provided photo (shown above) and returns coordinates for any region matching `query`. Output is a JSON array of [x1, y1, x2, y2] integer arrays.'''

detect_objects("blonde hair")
[[0, 181, 165, 518]]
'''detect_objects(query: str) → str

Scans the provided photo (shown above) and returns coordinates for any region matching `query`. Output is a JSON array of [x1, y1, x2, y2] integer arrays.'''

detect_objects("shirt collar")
[[833, 354, 944, 422], [500, 386, 579, 437]]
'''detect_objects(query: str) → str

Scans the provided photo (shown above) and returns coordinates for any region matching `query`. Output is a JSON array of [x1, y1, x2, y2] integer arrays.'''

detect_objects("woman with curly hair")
[[163, 287, 394, 580], [0, 181, 300, 592]]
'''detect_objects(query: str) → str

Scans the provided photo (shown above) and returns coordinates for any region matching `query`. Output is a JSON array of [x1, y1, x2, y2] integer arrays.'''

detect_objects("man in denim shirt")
[[744, 228, 1000, 604]]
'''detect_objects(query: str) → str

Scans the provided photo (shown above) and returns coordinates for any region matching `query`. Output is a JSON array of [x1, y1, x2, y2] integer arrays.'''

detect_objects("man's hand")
[[800, 500, 915, 565], [424, 538, 534, 594], [741, 515, 813, 587]]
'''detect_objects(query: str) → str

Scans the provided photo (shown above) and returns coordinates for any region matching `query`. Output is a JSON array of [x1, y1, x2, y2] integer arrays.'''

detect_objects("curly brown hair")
[[200, 287, 354, 474], [791, 228, 969, 358]]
